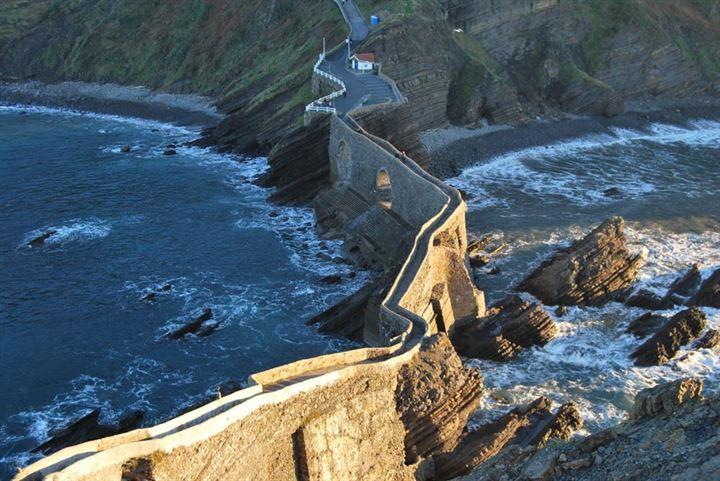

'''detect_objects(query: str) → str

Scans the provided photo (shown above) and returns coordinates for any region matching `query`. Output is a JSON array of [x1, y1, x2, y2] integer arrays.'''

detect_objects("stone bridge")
[[15, 3, 486, 480]]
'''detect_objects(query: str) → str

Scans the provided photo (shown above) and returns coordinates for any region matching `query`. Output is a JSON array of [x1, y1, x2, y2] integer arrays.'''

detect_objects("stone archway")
[[375, 168, 392, 209]]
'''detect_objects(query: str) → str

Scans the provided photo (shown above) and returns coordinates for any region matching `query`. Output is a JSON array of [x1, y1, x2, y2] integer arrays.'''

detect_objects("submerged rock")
[[163, 148, 177, 156], [140, 284, 172, 302], [626, 312, 666, 338], [27, 229, 57, 247], [630, 308, 706, 366], [33, 409, 144, 455], [453, 295, 557, 361], [603, 187, 622, 197], [120, 145, 131, 153], [319, 274, 343, 285], [694, 329, 720, 350], [625, 289, 672, 310], [518, 217, 644, 306], [166, 308, 214, 340], [687, 267, 720, 308], [630, 377, 703, 420]]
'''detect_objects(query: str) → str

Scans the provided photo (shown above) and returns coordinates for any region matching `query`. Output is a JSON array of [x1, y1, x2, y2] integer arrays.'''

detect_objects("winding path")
[[318, 0, 401, 113]]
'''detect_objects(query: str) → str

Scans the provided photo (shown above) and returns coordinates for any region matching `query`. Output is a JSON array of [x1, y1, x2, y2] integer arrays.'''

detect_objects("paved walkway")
[[318, 0, 401, 114]]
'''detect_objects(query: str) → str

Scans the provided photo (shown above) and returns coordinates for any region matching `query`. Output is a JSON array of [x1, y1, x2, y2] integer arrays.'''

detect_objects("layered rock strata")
[[434, 397, 583, 480], [395, 334, 484, 464], [630, 308, 707, 366], [453, 295, 557, 361], [517, 217, 643, 306], [459, 378, 717, 481], [687, 267, 720, 308]]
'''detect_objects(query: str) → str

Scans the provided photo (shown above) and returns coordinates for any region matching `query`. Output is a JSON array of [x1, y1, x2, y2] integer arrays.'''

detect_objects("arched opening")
[[375, 169, 392, 209]]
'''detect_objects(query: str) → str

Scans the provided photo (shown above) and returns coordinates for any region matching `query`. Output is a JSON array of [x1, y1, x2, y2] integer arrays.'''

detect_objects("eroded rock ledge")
[[453, 295, 558, 361], [517, 217, 644, 306], [459, 378, 715, 481]]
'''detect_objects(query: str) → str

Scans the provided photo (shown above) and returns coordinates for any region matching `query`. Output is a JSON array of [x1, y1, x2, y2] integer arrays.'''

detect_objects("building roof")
[[353, 53, 376, 63]]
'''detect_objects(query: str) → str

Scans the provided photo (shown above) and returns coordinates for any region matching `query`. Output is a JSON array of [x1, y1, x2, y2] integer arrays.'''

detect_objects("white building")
[[350, 53, 376, 72]]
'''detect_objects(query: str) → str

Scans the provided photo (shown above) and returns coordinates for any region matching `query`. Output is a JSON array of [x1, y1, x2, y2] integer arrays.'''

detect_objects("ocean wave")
[[0, 103, 198, 136], [21, 219, 111, 248], [467, 223, 720, 433], [451, 119, 720, 209]]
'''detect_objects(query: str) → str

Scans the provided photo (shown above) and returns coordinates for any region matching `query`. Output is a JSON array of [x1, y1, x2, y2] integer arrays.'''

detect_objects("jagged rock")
[[453, 295, 557, 361], [467, 234, 494, 256], [469, 254, 491, 268], [395, 334, 484, 464], [433, 397, 582, 480], [687, 268, 720, 308], [350, 102, 432, 170], [630, 308, 706, 366], [625, 289, 672, 310], [166, 308, 214, 340], [630, 378, 703, 420], [319, 274, 342, 285], [518, 217, 644, 306], [27, 229, 57, 247], [626, 312, 666, 338], [33, 409, 144, 455], [307, 276, 386, 341], [460, 388, 720, 481], [140, 284, 172, 302], [256, 115, 331, 205], [666, 264, 702, 300], [694, 329, 720, 350]]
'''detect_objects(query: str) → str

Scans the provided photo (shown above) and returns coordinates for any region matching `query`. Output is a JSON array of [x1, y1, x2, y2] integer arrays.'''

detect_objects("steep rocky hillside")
[[2, 0, 719, 151], [0, 0, 345, 151], [360, 0, 720, 129]]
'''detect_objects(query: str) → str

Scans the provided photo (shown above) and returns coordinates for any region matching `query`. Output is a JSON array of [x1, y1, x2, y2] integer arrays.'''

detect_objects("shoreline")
[[0, 81, 223, 129], [424, 96, 720, 179]]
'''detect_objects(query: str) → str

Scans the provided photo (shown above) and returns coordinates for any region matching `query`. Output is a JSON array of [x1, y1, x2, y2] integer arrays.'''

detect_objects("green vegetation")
[[0, 0, 346, 113]]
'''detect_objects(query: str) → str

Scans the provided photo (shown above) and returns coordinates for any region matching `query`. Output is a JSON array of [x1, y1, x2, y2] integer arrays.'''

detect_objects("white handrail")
[[305, 51, 347, 115]]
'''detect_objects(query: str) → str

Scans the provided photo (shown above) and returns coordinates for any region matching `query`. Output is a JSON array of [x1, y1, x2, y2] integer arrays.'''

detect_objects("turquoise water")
[[0, 105, 363, 477]]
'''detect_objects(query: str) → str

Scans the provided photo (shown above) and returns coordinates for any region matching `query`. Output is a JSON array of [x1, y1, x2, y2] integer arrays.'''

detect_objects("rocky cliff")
[[4, 1, 718, 155], [0, 0, 345, 153], [360, 0, 720, 129]]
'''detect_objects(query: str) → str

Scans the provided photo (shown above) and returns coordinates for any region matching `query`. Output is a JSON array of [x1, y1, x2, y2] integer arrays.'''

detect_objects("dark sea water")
[[0, 105, 364, 478], [449, 120, 720, 432]]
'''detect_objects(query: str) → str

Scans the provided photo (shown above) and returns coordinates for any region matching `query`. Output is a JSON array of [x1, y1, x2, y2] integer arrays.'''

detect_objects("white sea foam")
[[0, 103, 199, 136], [468, 223, 720, 433], [22, 219, 111, 248], [451, 119, 720, 209]]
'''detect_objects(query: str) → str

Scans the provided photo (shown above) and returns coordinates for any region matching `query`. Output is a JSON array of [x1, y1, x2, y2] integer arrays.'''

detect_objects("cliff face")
[[359, 0, 720, 128], [0, 0, 345, 152]]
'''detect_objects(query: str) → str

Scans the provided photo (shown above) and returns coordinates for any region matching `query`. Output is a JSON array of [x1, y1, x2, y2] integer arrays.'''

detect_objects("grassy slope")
[[0, 0, 345, 108]]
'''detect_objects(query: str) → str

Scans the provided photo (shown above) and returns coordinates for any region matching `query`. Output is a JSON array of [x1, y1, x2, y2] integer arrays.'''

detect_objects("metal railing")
[[305, 51, 348, 114]]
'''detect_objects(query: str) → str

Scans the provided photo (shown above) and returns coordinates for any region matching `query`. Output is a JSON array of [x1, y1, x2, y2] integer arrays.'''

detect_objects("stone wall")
[[16, 110, 483, 481]]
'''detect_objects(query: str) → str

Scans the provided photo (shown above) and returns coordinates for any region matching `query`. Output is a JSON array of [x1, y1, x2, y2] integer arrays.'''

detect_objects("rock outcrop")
[[395, 334, 484, 464], [33, 409, 144, 455], [626, 264, 703, 309], [459, 379, 717, 481], [625, 312, 666, 338], [687, 267, 720, 308], [350, 103, 432, 170], [434, 397, 582, 480], [518, 217, 644, 306], [453, 295, 557, 361], [256, 115, 331, 205], [694, 329, 720, 350], [165, 308, 217, 340], [630, 308, 707, 366], [629, 377, 703, 420], [307, 275, 388, 341], [27, 230, 57, 247]]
